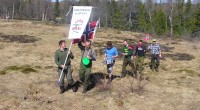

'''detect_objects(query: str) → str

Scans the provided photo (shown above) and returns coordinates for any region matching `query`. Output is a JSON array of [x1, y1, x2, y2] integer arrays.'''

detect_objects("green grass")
[[21, 68, 38, 74], [6, 66, 21, 71], [2, 65, 39, 74], [0, 70, 6, 75]]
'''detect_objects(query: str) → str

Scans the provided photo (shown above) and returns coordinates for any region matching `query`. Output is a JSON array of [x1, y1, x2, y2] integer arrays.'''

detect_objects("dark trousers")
[[79, 63, 92, 90], [150, 54, 160, 69]]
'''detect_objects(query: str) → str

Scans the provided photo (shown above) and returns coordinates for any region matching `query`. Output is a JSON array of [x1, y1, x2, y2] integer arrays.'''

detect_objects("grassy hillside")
[[0, 19, 200, 110]]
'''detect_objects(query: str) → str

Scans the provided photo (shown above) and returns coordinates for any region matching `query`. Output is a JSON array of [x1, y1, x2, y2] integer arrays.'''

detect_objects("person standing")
[[134, 40, 146, 74], [121, 40, 136, 78], [148, 39, 162, 72], [54, 40, 77, 94], [78, 40, 96, 93], [104, 41, 118, 83]]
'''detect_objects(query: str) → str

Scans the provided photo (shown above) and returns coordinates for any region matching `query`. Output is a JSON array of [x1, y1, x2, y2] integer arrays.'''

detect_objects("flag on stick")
[[72, 19, 99, 44]]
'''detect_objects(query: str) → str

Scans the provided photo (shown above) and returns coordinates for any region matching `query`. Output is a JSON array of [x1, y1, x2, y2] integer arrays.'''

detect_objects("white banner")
[[68, 6, 92, 39]]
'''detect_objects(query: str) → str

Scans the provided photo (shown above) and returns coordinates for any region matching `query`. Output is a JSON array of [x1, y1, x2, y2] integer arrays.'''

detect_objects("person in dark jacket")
[[134, 40, 146, 74]]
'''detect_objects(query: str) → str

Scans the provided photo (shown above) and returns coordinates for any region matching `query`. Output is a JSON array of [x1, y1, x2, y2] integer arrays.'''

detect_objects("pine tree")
[[110, 0, 126, 30], [154, 7, 166, 35], [184, 0, 195, 34], [193, 3, 200, 35], [172, 0, 184, 36], [136, 1, 146, 32], [53, 0, 60, 18]]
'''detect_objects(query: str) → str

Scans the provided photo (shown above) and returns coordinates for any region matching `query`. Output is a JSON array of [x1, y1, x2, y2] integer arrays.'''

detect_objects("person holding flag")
[[54, 40, 77, 94], [104, 41, 118, 83], [78, 40, 96, 93]]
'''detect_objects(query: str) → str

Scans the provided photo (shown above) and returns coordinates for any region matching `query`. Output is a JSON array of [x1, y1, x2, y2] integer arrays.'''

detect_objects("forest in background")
[[0, 0, 199, 37]]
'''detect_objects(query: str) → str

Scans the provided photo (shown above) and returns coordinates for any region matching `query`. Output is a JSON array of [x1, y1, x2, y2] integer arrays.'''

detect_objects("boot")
[[59, 86, 65, 94], [71, 83, 78, 92], [155, 64, 159, 72]]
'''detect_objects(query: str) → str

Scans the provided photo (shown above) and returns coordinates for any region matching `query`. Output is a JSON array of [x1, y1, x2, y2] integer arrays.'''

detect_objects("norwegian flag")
[[72, 20, 99, 44]]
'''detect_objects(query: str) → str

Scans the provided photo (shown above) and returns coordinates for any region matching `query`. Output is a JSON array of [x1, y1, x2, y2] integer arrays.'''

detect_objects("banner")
[[68, 6, 92, 39]]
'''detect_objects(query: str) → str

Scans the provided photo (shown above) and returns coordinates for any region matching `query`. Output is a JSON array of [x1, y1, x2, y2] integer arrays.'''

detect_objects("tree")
[[109, 0, 126, 30], [192, 3, 200, 37], [184, 0, 195, 34], [79, 0, 89, 6], [145, 0, 155, 33], [154, 7, 166, 35], [136, 1, 146, 32], [53, 0, 60, 19]]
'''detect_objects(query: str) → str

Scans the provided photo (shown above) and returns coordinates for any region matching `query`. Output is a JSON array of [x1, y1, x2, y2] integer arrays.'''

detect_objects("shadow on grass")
[[75, 72, 120, 92], [88, 72, 120, 91]]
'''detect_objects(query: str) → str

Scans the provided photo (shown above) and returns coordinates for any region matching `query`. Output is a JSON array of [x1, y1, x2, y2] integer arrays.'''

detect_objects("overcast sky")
[[51, 0, 63, 2]]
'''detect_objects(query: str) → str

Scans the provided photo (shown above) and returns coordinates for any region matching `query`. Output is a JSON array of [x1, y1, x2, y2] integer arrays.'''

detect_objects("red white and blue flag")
[[72, 20, 99, 44]]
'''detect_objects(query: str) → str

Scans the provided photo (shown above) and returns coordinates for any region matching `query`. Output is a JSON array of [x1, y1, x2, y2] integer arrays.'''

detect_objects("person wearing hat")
[[78, 40, 96, 93], [54, 40, 77, 94], [121, 40, 136, 78], [148, 39, 162, 72], [134, 39, 146, 75], [104, 41, 118, 83]]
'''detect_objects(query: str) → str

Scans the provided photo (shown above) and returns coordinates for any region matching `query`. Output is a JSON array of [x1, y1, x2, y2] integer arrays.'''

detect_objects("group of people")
[[54, 36, 161, 94]]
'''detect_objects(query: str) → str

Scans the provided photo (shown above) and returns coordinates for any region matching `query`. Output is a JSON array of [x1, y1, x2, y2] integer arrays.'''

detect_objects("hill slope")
[[0, 19, 200, 110]]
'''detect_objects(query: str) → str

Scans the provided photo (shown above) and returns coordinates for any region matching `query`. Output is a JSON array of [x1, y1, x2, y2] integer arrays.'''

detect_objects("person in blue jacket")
[[104, 41, 118, 83]]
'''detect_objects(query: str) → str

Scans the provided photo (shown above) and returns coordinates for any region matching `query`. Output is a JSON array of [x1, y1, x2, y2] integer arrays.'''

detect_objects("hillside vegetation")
[[0, 19, 200, 110]]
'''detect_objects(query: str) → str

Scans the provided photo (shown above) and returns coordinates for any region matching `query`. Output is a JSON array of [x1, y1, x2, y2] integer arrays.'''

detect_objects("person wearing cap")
[[104, 41, 118, 83], [134, 39, 146, 75], [78, 40, 96, 93], [54, 40, 77, 94], [121, 40, 136, 78], [148, 39, 162, 72]]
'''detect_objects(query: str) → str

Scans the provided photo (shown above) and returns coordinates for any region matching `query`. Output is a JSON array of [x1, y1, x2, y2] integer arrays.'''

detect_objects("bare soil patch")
[[0, 33, 40, 43], [164, 53, 195, 61]]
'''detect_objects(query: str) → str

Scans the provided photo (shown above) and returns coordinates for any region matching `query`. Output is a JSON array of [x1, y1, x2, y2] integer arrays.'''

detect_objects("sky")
[[51, 0, 63, 2]]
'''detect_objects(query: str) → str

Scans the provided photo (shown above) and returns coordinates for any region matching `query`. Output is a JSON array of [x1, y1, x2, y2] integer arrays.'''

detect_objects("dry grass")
[[0, 19, 200, 110]]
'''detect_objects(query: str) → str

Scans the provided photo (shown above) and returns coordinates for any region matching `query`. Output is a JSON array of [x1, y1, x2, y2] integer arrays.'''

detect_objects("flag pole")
[[58, 40, 73, 83], [91, 19, 100, 42]]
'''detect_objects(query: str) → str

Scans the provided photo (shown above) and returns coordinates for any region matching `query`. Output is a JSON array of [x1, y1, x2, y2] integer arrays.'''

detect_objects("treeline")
[[0, 0, 199, 37]]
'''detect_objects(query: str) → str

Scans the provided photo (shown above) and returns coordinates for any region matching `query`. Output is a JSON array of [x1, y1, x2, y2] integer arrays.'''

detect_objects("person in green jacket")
[[121, 40, 136, 78], [78, 40, 96, 93], [54, 40, 77, 94]]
